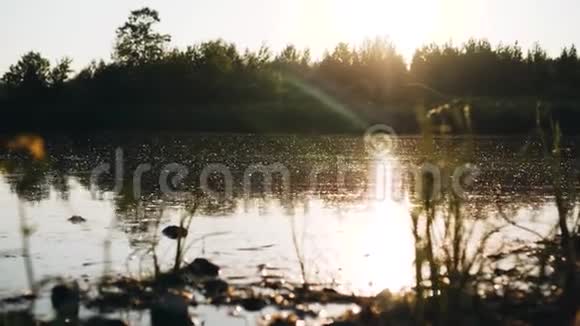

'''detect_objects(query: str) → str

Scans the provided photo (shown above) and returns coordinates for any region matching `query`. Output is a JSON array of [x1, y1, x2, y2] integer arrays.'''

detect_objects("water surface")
[[0, 133, 566, 312]]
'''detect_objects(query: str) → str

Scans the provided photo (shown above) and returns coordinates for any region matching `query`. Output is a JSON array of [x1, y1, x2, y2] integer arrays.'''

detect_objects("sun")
[[329, 0, 439, 60]]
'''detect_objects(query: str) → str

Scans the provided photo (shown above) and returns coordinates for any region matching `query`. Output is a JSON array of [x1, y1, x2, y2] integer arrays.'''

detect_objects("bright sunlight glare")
[[345, 154, 414, 295], [326, 0, 440, 59]]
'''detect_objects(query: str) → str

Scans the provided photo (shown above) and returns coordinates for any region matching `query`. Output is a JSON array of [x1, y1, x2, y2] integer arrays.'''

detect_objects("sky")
[[0, 0, 579, 73]]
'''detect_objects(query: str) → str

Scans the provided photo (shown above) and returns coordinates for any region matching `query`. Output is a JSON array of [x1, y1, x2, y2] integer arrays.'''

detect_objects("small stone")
[[240, 297, 268, 311], [51, 283, 80, 317], [150, 293, 193, 326], [68, 215, 86, 224], [162, 226, 188, 240], [185, 258, 220, 277], [203, 279, 229, 298]]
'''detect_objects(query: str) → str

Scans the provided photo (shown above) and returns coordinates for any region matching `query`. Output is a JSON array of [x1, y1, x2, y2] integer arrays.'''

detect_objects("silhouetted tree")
[[2, 52, 51, 92], [356, 37, 407, 103], [524, 43, 549, 96], [555, 45, 579, 97], [1, 51, 73, 104], [318, 43, 359, 94], [274, 45, 310, 71], [49, 58, 73, 88], [2, 7, 580, 134], [113, 7, 171, 66], [243, 45, 272, 70]]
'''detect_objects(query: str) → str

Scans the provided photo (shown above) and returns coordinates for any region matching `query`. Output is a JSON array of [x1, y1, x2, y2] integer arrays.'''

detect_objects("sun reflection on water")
[[337, 153, 415, 295]]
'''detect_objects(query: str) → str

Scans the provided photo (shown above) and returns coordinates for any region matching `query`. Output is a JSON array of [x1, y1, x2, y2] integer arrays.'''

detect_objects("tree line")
[[1, 7, 579, 133]]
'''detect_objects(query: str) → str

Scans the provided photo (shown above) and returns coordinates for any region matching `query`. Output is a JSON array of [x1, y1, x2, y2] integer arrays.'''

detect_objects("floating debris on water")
[[68, 215, 87, 224], [237, 244, 276, 252], [162, 225, 189, 240], [185, 258, 220, 278]]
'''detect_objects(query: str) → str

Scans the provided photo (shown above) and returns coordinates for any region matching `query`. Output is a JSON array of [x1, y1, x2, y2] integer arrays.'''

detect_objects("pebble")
[[68, 215, 86, 224], [162, 226, 188, 240], [185, 258, 220, 277]]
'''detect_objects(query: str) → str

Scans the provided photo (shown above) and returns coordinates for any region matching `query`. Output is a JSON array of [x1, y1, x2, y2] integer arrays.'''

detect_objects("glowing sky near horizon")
[[0, 0, 578, 73]]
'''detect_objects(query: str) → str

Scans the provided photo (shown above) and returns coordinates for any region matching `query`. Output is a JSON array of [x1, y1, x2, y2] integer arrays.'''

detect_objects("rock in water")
[[150, 293, 193, 326], [51, 283, 80, 319], [162, 226, 188, 240], [240, 297, 268, 311], [203, 279, 229, 298], [185, 258, 220, 277], [68, 215, 86, 224]]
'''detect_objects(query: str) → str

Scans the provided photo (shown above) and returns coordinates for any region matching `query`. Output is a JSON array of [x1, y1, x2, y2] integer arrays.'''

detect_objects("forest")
[[1, 7, 579, 134]]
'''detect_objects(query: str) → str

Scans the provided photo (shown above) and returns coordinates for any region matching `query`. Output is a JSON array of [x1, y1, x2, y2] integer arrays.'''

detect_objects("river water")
[[0, 133, 572, 323]]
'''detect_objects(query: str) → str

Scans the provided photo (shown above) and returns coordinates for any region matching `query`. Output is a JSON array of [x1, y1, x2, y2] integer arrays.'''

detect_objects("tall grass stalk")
[[173, 199, 198, 273], [410, 101, 504, 325], [17, 200, 36, 295], [290, 215, 307, 285], [536, 104, 578, 322]]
